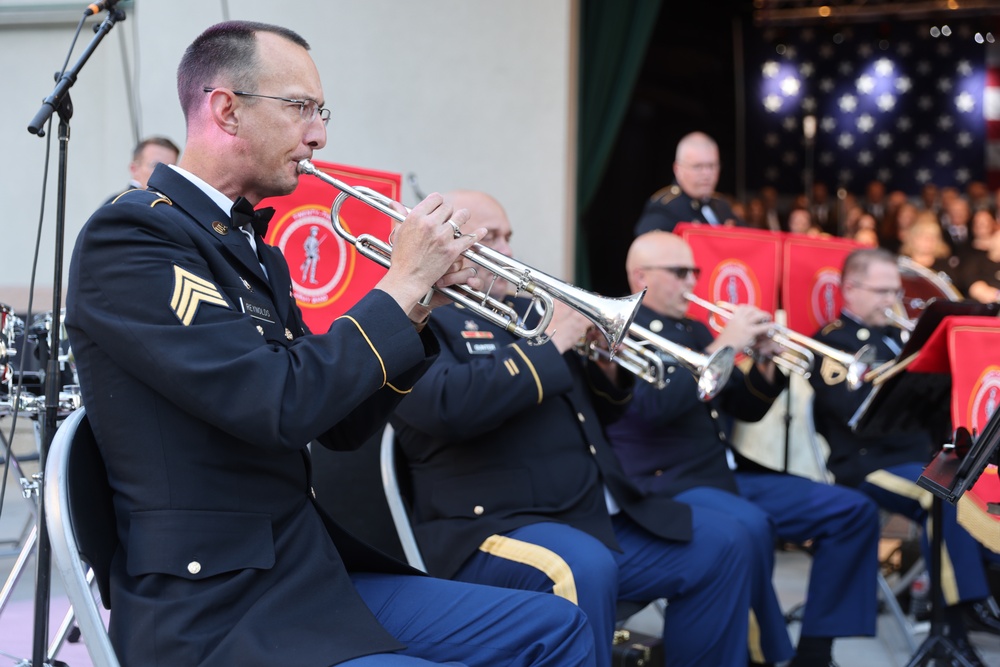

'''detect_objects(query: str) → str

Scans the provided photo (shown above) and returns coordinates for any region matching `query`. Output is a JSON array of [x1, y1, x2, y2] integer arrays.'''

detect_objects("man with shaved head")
[[634, 131, 745, 235], [607, 231, 881, 667], [393, 191, 758, 667]]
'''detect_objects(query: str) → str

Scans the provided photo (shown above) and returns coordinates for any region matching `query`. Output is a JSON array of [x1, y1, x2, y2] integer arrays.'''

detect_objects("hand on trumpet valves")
[[708, 304, 774, 356], [376, 192, 488, 318], [548, 300, 595, 354]]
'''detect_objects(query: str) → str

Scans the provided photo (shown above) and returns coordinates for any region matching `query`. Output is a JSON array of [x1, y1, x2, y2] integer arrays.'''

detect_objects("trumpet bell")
[[699, 347, 736, 401]]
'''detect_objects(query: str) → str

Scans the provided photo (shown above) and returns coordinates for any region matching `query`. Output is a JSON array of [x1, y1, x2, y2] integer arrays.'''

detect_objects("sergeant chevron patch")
[[170, 265, 230, 326]]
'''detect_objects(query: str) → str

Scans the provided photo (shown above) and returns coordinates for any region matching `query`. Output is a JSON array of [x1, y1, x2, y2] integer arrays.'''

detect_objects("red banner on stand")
[[675, 224, 781, 333], [260, 161, 401, 334], [781, 235, 862, 335]]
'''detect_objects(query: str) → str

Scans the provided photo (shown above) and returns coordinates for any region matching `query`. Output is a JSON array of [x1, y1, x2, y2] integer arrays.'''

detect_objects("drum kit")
[[0, 304, 83, 658]]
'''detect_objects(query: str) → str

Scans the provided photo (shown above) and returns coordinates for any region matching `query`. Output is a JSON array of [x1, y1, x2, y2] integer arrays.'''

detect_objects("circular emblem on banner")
[[707, 260, 759, 333], [270, 205, 353, 308], [809, 268, 841, 329], [968, 366, 1000, 433]]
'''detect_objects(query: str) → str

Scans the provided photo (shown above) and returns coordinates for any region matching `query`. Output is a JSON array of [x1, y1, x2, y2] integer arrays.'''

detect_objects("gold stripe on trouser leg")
[[864, 469, 960, 605], [478, 534, 578, 604], [748, 609, 764, 663]]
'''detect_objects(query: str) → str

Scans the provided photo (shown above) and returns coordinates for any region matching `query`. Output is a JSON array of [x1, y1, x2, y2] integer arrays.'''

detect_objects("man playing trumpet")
[[392, 191, 757, 667], [810, 248, 999, 664], [607, 231, 881, 667]]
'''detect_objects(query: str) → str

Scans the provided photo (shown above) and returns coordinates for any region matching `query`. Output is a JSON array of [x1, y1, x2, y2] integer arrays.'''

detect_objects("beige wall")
[[0, 0, 578, 313]]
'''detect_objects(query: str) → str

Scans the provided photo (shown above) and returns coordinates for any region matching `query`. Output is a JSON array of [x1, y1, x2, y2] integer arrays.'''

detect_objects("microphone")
[[84, 0, 121, 16]]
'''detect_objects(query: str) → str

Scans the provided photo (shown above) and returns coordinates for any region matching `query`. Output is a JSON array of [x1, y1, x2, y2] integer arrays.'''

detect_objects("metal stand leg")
[[905, 497, 978, 667]]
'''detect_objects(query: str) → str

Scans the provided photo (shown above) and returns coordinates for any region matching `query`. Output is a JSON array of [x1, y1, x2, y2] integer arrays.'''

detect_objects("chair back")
[[378, 425, 427, 572], [44, 407, 121, 667]]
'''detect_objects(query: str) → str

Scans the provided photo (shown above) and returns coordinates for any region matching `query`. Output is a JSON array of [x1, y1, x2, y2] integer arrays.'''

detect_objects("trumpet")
[[578, 323, 735, 400], [684, 293, 876, 390], [298, 159, 644, 352], [683, 293, 814, 378], [884, 307, 916, 332]]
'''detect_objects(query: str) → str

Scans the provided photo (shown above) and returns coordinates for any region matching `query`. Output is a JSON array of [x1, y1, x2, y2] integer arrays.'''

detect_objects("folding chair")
[[378, 424, 666, 628], [44, 407, 120, 667]]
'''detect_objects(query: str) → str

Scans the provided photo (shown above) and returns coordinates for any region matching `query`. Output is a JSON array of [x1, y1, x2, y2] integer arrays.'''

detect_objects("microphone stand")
[[25, 6, 126, 666]]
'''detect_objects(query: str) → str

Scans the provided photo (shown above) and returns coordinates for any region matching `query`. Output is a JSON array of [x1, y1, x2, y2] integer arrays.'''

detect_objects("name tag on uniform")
[[239, 297, 275, 324], [466, 341, 498, 355]]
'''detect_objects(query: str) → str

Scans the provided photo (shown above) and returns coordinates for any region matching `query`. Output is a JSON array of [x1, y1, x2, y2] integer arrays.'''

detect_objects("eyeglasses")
[[202, 87, 331, 125], [848, 282, 905, 299], [641, 266, 702, 280], [677, 162, 719, 173]]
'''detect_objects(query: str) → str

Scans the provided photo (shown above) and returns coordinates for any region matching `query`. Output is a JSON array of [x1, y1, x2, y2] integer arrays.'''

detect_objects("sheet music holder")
[[849, 299, 1000, 441]]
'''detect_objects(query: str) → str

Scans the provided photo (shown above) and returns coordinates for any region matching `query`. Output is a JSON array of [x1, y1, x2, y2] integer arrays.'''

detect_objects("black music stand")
[[850, 303, 1000, 667]]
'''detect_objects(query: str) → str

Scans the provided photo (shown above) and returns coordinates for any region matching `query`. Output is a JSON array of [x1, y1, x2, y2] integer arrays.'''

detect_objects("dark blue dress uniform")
[[606, 305, 880, 663], [392, 299, 755, 667], [65, 165, 595, 667], [810, 313, 993, 606], [633, 184, 744, 236]]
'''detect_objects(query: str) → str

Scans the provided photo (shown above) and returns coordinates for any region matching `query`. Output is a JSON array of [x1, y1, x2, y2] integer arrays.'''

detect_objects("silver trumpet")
[[684, 293, 876, 390], [297, 159, 644, 352], [884, 307, 916, 345], [578, 323, 735, 400]]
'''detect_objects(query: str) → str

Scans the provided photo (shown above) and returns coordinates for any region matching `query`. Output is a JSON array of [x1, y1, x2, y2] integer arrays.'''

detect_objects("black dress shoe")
[[963, 600, 1000, 635]]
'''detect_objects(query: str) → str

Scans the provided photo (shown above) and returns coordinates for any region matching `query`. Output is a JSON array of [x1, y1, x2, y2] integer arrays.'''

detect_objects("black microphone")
[[84, 0, 121, 16]]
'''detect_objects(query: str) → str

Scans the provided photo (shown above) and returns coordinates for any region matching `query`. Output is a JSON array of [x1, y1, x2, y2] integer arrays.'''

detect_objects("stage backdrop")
[[261, 161, 400, 334]]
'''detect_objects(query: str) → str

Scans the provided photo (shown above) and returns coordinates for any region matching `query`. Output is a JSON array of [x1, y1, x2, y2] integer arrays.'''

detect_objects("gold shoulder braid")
[[820, 356, 848, 385]]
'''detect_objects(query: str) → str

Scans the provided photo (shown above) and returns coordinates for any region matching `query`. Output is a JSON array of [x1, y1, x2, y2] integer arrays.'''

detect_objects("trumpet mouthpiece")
[[297, 159, 316, 175]]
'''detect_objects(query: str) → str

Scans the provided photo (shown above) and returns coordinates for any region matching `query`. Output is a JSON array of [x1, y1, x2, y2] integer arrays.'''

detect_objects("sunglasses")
[[642, 266, 702, 280]]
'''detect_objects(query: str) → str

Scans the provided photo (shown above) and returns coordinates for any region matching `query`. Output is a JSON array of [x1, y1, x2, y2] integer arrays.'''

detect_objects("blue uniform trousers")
[[451, 511, 752, 667], [859, 461, 990, 605], [676, 473, 880, 662], [736, 472, 880, 639], [343, 573, 596, 666]]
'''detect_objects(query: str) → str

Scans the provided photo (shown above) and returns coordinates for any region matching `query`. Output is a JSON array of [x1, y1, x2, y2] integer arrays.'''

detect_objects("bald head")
[[443, 190, 512, 257], [673, 132, 721, 201], [627, 232, 696, 318]]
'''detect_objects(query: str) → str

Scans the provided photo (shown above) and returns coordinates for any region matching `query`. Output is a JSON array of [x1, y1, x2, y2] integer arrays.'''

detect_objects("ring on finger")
[[447, 221, 462, 238]]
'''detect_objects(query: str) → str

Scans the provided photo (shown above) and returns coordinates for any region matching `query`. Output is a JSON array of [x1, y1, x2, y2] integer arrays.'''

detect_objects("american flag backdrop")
[[745, 20, 996, 197]]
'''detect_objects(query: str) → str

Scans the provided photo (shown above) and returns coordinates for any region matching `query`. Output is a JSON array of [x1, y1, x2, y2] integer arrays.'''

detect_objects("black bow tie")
[[230, 197, 275, 237]]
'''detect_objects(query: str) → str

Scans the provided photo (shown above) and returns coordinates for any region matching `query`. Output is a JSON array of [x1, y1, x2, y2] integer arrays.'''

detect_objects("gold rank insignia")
[[212, 221, 229, 235], [285, 328, 294, 340], [857, 328, 871, 341], [820, 357, 848, 385], [170, 265, 230, 326], [649, 319, 664, 333]]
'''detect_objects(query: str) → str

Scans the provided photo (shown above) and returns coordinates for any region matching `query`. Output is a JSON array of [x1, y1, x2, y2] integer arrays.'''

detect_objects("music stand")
[[850, 303, 1000, 667]]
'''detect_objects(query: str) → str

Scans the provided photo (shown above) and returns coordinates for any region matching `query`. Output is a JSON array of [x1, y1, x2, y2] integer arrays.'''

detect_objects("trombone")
[[298, 159, 644, 352], [684, 293, 876, 390], [579, 322, 735, 400]]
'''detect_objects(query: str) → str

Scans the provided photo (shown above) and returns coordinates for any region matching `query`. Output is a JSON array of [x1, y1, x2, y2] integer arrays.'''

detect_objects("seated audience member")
[[965, 209, 998, 262], [854, 227, 879, 247], [943, 196, 973, 255], [810, 249, 1000, 665], [965, 229, 1000, 304], [66, 21, 596, 667], [881, 202, 917, 254], [634, 132, 744, 235], [900, 213, 963, 290], [787, 207, 823, 236], [393, 190, 754, 667], [606, 231, 881, 667]]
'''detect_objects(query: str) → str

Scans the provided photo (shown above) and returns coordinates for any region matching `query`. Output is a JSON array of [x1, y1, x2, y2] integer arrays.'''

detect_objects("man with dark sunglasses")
[[606, 231, 882, 667]]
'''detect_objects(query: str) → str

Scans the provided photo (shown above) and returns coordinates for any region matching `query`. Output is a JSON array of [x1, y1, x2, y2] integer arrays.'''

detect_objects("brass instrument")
[[884, 307, 916, 333], [860, 307, 919, 384], [579, 322, 735, 400], [684, 293, 876, 390], [683, 293, 814, 378], [298, 159, 644, 352]]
